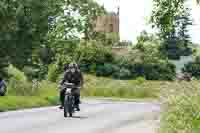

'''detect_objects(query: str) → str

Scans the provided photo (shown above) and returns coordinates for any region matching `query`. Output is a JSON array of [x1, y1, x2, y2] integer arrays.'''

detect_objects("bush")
[[112, 51, 175, 80], [183, 56, 200, 79], [96, 63, 114, 77], [111, 47, 176, 80], [6, 65, 39, 96], [73, 41, 176, 81], [7, 65, 27, 81], [37, 80, 57, 97], [55, 54, 72, 70], [7, 78, 42, 96], [47, 64, 60, 82], [23, 66, 39, 81], [0, 57, 9, 79], [144, 62, 176, 80], [135, 77, 146, 84], [74, 41, 114, 69], [79, 64, 91, 73], [113, 68, 132, 80]]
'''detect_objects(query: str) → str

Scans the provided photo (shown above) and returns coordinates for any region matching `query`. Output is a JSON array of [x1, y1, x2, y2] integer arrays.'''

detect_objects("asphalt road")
[[0, 100, 160, 133]]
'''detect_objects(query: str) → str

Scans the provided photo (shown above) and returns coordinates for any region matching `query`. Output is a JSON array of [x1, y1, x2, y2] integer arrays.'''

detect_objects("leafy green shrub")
[[79, 64, 91, 73], [8, 78, 36, 96], [55, 54, 72, 69], [135, 77, 146, 84], [47, 64, 60, 82], [74, 41, 114, 70], [112, 50, 175, 80], [8, 65, 27, 81], [183, 56, 200, 79], [144, 62, 176, 80], [73, 41, 175, 80], [113, 68, 132, 80], [47, 54, 72, 82], [96, 63, 114, 77], [37, 80, 57, 97], [23, 66, 39, 81], [7, 65, 49, 96], [111, 47, 176, 80]]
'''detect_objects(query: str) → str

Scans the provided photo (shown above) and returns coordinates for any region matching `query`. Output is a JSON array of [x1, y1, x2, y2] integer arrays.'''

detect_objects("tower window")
[[109, 24, 113, 32]]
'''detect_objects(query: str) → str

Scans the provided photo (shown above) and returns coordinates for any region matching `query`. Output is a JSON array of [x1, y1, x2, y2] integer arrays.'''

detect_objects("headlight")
[[66, 88, 71, 93]]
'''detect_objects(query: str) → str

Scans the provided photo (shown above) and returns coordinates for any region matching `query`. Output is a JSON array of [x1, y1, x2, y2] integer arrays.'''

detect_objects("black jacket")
[[60, 70, 83, 86]]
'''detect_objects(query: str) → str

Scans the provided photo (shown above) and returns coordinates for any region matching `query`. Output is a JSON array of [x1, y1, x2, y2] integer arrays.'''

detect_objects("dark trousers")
[[60, 89, 65, 106]]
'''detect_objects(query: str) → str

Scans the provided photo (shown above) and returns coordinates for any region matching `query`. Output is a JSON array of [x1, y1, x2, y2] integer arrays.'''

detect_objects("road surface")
[[0, 100, 160, 133]]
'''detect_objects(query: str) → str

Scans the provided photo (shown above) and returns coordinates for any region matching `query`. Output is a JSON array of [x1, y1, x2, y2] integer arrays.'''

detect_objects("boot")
[[59, 105, 64, 109], [75, 104, 80, 111]]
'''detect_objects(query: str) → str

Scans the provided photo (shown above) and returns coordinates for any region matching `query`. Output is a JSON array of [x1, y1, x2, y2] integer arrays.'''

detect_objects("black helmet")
[[64, 64, 69, 71]]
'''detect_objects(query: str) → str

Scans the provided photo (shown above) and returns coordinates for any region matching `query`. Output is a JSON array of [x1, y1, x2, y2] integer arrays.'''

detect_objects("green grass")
[[0, 80, 59, 112], [82, 75, 162, 99], [0, 96, 57, 112], [159, 81, 200, 133], [0, 74, 163, 112]]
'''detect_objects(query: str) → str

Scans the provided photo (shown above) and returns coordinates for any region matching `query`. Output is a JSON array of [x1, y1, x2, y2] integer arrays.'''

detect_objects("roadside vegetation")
[[159, 81, 200, 133], [1, 0, 200, 133], [0, 65, 162, 112]]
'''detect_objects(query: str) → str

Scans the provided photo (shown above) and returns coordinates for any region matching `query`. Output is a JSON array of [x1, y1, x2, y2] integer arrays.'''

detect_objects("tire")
[[64, 96, 69, 117], [0, 86, 6, 96], [68, 96, 73, 117], [64, 95, 73, 117]]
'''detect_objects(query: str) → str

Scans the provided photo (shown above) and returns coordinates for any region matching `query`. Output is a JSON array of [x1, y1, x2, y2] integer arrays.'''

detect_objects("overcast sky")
[[97, 0, 200, 44]]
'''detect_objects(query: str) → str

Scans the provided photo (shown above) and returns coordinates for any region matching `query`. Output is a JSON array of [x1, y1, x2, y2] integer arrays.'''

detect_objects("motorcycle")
[[62, 82, 76, 117], [0, 85, 7, 96]]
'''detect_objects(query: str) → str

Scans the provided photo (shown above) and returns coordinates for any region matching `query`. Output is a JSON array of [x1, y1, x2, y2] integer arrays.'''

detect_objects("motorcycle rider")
[[59, 63, 83, 111], [0, 77, 7, 96]]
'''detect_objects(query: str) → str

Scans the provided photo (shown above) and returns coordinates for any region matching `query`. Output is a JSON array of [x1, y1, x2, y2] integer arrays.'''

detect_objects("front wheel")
[[64, 95, 73, 117], [0, 86, 6, 96]]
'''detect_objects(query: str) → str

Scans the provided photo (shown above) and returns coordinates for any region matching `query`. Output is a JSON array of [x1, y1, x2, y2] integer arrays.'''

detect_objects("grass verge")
[[0, 96, 59, 112], [159, 81, 200, 133], [82, 75, 162, 99], [0, 75, 162, 112]]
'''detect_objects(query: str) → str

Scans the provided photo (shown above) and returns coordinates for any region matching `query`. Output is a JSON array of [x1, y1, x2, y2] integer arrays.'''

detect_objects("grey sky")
[[97, 0, 200, 44]]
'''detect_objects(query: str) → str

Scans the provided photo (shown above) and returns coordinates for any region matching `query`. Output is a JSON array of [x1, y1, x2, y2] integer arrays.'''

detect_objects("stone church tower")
[[93, 2, 120, 39]]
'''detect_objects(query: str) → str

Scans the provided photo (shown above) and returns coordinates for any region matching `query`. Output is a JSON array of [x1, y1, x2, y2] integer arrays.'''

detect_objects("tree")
[[151, 0, 193, 60], [151, 0, 184, 38], [0, 0, 50, 78], [49, 0, 106, 41], [78, 0, 107, 40], [47, 0, 106, 64], [176, 7, 193, 56]]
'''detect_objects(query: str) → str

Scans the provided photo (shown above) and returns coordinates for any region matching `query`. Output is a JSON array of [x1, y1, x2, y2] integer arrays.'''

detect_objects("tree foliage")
[[47, 0, 106, 71], [0, 0, 105, 79], [0, 0, 50, 78], [151, 0, 193, 60]]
